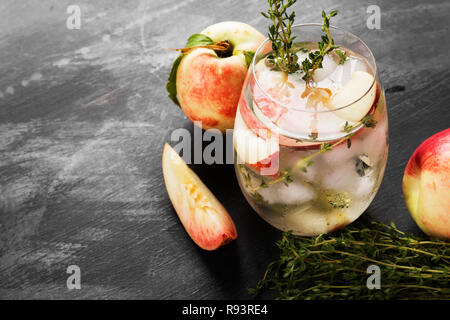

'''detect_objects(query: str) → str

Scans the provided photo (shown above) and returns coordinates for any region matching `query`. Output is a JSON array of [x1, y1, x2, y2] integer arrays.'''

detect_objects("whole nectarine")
[[402, 128, 450, 239], [174, 22, 265, 132]]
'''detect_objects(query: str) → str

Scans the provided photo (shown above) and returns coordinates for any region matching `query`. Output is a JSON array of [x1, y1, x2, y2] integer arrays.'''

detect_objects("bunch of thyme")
[[249, 221, 450, 300]]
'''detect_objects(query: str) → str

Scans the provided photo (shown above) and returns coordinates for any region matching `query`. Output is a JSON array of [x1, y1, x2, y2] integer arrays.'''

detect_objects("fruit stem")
[[170, 40, 233, 57]]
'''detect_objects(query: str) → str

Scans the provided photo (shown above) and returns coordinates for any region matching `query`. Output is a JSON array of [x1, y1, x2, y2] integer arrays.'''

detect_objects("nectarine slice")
[[234, 107, 280, 176], [329, 71, 377, 122], [162, 143, 237, 250]]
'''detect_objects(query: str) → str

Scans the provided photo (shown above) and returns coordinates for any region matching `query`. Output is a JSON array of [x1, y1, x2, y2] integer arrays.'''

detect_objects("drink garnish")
[[300, 10, 339, 82], [261, 1, 342, 83], [262, 0, 299, 74]]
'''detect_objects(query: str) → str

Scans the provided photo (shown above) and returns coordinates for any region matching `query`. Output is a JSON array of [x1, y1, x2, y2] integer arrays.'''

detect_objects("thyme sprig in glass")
[[249, 221, 450, 300], [262, 0, 300, 74], [262, 1, 342, 82], [301, 10, 339, 82]]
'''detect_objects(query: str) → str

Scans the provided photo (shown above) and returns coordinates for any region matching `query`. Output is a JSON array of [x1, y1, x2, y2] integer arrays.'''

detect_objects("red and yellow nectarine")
[[402, 128, 450, 239], [176, 22, 265, 132]]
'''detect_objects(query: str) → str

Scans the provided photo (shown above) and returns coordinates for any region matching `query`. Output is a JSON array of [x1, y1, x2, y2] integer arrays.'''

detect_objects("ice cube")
[[320, 157, 359, 192], [281, 148, 318, 182], [320, 152, 377, 199], [321, 141, 355, 167], [359, 119, 388, 161], [313, 53, 339, 83], [258, 179, 316, 205], [353, 175, 376, 198], [330, 55, 369, 87]]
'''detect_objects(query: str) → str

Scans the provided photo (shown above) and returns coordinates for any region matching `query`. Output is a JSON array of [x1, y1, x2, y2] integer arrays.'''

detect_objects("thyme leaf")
[[335, 49, 348, 65]]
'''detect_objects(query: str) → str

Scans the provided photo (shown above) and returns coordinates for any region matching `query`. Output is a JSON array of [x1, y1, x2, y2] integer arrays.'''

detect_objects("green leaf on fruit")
[[185, 34, 214, 48], [244, 51, 255, 68], [166, 34, 214, 106], [166, 54, 183, 106]]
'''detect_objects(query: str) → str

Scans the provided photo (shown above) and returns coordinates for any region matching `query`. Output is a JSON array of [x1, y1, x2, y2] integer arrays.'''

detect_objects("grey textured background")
[[0, 0, 449, 299]]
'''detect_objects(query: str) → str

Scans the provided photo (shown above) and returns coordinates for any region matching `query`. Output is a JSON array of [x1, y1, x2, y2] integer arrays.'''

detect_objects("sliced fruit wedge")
[[162, 143, 237, 250], [234, 106, 280, 176], [329, 71, 377, 122]]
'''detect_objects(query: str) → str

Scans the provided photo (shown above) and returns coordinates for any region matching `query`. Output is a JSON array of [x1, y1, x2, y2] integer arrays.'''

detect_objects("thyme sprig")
[[295, 133, 355, 172], [239, 165, 293, 195], [301, 10, 339, 82], [262, 2, 342, 80], [249, 221, 450, 300], [343, 114, 378, 133], [262, 0, 299, 74]]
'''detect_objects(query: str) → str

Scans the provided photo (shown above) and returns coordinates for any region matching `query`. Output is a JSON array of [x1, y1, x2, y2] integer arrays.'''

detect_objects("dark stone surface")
[[0, 0, 449, 299]]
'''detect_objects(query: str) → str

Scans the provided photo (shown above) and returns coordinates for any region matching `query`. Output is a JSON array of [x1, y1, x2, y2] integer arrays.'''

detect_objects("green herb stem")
[[250, 221, 450, 300]]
